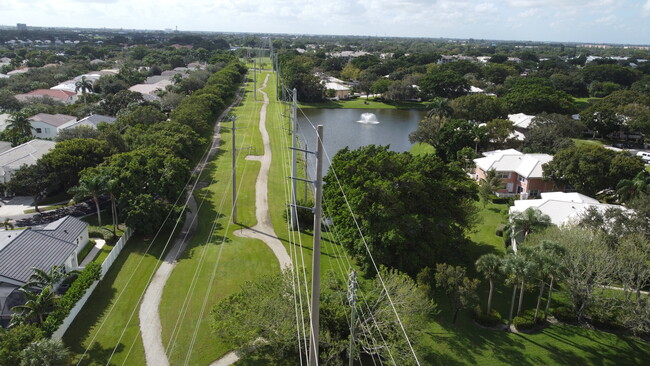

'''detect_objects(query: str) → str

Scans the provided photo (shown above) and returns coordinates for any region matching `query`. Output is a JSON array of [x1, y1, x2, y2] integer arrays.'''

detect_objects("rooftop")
[[60, 114, 116, 130], [474, 149, 553, 179], [15, 89, 75, 103], [29, 113, 77, 127], [0, 139, 56, 173], [510, 192, 621, 226]]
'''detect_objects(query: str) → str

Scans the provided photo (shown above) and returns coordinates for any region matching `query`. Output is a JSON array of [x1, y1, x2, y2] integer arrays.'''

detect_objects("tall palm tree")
[[7, 111, 33, 138], [616, 171, 650, 203], [502, 253, 531, 324], [11, 285, 57, 325], [425, 97, 453, 119], [479, 169, 504, 206], [69, 172, 108, 226], [75, 76, 93, 103], [475, 253, 502, 314], [539, 241, 565, 320], [505, 207, 552, 251]]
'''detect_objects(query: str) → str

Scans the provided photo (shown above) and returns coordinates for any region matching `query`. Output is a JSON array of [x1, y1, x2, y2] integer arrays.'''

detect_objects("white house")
[[28, 113, 77, 139], [0, 139, 56, 184], [508, 113, 535, 141], [15, 89, 77, 105], [0, 216, 89, 326], [59, 114, 117, 131]]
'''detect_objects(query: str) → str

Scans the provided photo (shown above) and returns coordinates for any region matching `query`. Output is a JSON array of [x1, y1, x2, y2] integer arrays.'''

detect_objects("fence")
[[51, 227, 134, 340]]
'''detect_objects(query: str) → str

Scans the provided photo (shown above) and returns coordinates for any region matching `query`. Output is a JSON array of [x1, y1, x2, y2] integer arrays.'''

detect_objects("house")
[[0, 139, 56, 184], [473, 149, 555, 198], [15, 89, 77, 105], [508, 113, 535, 141], [28, 113, 77, 139], [59, 114, 116, 131], [509, 192, 622, 227], [0, 216, 89, 326], [128, 80, 171, 102]]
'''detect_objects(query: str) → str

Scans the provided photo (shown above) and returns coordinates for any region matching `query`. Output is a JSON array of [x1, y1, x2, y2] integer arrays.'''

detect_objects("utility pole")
[[253, 59, 257, 101], [348, 270, 358, 366], [308, 125, 324, 366], [290, 88, 298, 230], [231, 116, 237, 224]]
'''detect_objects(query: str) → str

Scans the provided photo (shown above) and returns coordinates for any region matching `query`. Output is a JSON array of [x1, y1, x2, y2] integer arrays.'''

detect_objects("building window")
[[518, 175, 526, 182], [496, 172, 510, 179], [517, 185, 523, 193], [35, 128, 42, 133], [529, 189, 540, 197]]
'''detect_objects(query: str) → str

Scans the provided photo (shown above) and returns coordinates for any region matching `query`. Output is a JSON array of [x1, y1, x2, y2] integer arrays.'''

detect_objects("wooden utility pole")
[[308, 125, 324, 366]]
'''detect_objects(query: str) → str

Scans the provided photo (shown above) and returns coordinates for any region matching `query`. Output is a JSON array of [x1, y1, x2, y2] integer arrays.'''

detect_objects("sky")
[[2, 0, 650, 45]]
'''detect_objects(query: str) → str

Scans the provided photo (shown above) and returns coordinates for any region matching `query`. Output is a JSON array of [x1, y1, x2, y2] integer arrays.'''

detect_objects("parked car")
[[637, 151, 650, 163]]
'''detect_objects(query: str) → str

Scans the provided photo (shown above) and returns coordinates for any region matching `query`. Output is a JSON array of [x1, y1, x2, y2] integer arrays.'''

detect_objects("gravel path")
[[138, 86, 245, 366]]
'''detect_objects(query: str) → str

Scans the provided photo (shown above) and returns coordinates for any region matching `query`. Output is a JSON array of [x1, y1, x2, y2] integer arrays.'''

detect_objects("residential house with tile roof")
[[15, 89, 77, 105], [59, 114, 116, 131], [28, 113, 77, 139], [0, 216, 89, 325], [0, 139, 56, 184], [474, 149, 556, 198]]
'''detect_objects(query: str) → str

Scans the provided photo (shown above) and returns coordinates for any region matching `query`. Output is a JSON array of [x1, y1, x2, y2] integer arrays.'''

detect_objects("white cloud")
[[644, 0, 650, 15]]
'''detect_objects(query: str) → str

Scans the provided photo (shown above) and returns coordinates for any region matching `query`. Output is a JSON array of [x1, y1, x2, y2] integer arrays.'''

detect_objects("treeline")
[[9, 60, 246, 235]]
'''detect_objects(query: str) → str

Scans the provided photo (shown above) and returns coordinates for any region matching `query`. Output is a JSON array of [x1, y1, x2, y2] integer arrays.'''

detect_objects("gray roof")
[[0, 139, 56, 172], [29, 113, 77, 127], [0, 229, 76, 284], [38, 216, 87, 244], [0, 142, 12, 154], [145, 75, 172, 84], [61, 114, 116, 130]]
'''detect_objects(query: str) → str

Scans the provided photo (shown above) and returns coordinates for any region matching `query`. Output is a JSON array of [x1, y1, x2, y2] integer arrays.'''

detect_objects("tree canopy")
[[323, 145, 478, 276]]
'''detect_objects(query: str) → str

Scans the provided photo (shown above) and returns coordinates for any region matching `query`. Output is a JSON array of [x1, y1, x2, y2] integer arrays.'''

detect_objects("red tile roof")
[[15, 89, 75, 102]]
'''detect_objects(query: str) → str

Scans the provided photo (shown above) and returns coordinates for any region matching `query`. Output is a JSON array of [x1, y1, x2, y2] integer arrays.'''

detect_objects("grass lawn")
[[300, 97, 428, 110], [63, 231, 175, 365], [573, 97, 601, 111], [410, 142, 436, 156]]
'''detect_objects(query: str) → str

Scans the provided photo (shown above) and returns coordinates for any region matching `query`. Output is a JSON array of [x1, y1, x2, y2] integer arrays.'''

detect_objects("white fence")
[[51, 227, 134, 340]]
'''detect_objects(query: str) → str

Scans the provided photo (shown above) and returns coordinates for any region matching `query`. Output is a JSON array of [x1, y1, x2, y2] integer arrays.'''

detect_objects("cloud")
[[644, 0, 650, 15]]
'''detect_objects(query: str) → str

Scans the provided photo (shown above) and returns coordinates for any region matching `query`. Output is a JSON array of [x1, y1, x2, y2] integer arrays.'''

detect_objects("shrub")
[[590, 314, 625, 331], [76, 239, 95, 263], [552, 306, 576, 323], [513, 316, 536, 331], [495, 224, 506, 237], [41, 262, 101, 336], [473, 306, 502, 327]]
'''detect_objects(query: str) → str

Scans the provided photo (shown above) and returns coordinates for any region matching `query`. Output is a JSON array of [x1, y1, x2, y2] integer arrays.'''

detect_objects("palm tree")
[[478, 169, 504, 206], [505, 207, 552, 251], [502, 253, 531, 324], [23, 265, 78, 291], [75, 76, 93, 103], [425, 97, 453, 119], [539, 241, 565, 320], [6, 111, 33, 138], [11, 285, 57, 325], [616, 171, 650, 203], [475, 253, 502, 314], [69, 172, 108, 226]]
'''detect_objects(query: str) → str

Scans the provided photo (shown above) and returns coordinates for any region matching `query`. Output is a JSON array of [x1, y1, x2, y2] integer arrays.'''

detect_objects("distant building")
[[16, 23, 26, 31], [15, 89, 77, 105]]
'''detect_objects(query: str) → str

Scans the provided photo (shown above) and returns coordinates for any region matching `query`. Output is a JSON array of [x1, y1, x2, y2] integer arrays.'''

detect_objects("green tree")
[[340, 63, 361, 81], [8, 163, 53, 212], [478, 169, 503, 206], [0, 325, 44, 366], [485, 118, 515, 148], [410, 117, 487, 162], [475, 254, 502, 314], [543, 144, 645, 196], [39, 138, 111, 191], [505, 207, 552, 249], [74, 76, 93, 103], [616, 170, 650, 202], [501, 254, 531, 324], [55, 125, 100, 142], [23, 265, 78, 291], [6, 112, 33, 138], [424, 97, 453, 119], [435, 263, 479, 324], [450, 94, 507, 123], [11, 286, 57, 325], [19, 338, 70, 366], [69, 171, 108, 226], [523, 113, 584, 154], [370, 78, 392, 96], [323, 145, 478, 276], [502, 83, 575, 115], [419, 70, 469, 99]]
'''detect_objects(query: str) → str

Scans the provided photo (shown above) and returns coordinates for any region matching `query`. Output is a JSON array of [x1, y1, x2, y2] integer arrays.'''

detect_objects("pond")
[[297, 108, 426, 177]]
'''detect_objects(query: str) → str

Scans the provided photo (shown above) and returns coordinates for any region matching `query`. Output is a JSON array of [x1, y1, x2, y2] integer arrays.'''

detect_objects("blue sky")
[[3, 0, 650, 45]]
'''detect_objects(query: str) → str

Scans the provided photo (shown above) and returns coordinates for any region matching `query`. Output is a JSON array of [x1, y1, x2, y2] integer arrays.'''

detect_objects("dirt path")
[[210, 73, 292, 366], [234, 73, 292, 269], [138, 86, 245, 366]]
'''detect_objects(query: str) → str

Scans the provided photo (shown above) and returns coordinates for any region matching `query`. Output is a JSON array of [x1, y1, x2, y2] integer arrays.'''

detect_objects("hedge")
[[552, 306, 576, 323], [473, 306, 502, 327], [513, 309, 545, 331], [42, 262, 101, 336]]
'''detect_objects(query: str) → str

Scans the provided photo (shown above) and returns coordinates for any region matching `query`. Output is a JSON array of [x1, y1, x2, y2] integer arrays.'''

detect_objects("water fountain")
[[356, 112, 379, 124]]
